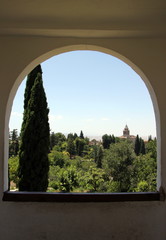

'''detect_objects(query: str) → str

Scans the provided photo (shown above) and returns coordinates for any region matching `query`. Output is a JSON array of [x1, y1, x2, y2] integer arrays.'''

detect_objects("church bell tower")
[[123, 125, 130, 137]]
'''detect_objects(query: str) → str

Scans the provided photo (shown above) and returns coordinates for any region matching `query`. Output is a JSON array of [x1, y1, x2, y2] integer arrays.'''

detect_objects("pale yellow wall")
[[0, 36, 166, 240]]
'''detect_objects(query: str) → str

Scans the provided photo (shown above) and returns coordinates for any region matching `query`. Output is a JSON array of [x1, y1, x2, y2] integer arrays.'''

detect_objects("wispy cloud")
[[84, 118, 94, 122], [101, 117, 109, 121]]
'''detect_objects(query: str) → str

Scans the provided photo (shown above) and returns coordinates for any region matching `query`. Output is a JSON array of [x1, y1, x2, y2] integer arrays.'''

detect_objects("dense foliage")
[[48, 134, 157, 192], [9, 130, 157, 192], [18, 65, 50, 191]]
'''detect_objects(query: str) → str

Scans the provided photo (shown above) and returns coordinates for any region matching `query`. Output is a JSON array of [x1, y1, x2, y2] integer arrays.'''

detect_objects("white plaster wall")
[[0, 36, 166, 240]]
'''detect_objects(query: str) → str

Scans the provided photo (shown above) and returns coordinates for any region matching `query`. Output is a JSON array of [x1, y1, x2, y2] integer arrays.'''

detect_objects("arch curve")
[[4, 44, 161, 191]]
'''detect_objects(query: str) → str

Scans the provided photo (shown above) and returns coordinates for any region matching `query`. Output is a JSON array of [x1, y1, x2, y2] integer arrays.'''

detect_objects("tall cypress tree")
[[75, 137, 85, 156], [24, 65, 42, 110], [80, 130, 84, 139], [20, 65, 42, 137], [140, 138, 146, 155], [134, 135, 140, 156], [96, 146, 103, 168], [9, 129, 19, 157], [18, 66, 50, 191]]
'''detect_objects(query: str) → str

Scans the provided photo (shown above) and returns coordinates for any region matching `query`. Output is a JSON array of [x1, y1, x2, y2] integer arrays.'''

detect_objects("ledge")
[[2, 191, 161, 202]]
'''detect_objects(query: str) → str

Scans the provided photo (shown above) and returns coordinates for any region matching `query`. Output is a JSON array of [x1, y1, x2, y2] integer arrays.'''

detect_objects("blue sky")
[[9, 50, 156, 139]]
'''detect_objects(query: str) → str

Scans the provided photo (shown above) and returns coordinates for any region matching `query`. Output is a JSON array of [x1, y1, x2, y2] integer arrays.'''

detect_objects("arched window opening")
[[8, 50, 158, 195]]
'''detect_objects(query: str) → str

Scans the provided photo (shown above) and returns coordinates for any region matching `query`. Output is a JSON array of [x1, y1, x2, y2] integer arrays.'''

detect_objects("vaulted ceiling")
[[0, 0, 166, 38]]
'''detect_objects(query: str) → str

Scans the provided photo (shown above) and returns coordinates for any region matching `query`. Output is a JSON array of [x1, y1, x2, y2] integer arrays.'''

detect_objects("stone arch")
[[4, 44, 160, 191]]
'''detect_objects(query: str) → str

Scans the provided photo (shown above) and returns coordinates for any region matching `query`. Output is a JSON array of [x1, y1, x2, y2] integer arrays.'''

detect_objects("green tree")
[[79, 130, 84, 139], [58, 166, 78, 192], [50, 150, 69, 168], [67, 138, 76, 158], [146, 138, 157, 159], [148, 135, 152, 142], [134, 135, 146, 155], [131, 153, 157, 191], [54, 132, 66, 144], [18, 66, 50, 191], [73, 133, 78, 139], [75, 137, 85, 156], [48, 165, 60, 190], [96, 146, 103, 168], [93, 145, 103, 168], [79, 167, 106, 192], [140, 138, 145, 155], [8, 156, 19, 188], [134, 135, 140, 155], [111, 134, 115, 143], [136, 181, 149, 192], [103, 140, 135, 192], [9, 129, 19, 157], [67, 133, 74, 140], [102, 134, 111, 149], [23, 65, 42, 110], [50, 132, 66, 151], [50, 132, 56, 150]]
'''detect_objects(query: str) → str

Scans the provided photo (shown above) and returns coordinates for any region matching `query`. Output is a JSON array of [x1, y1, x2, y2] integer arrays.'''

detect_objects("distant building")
[[123, 124, 130, 137], [89, 139, 101, 146], [120, 125, 136, 142]]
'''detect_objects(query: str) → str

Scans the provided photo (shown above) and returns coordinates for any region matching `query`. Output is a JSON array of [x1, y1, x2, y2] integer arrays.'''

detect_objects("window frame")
[[3, 191, 162, 202], [4, 48, 162, 203]]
